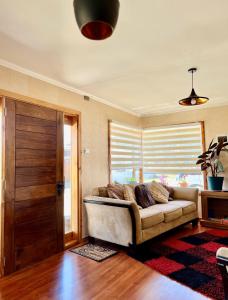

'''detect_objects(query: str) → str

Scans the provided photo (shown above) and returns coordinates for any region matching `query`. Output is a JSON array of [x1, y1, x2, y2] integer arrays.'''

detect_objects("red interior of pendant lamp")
[[81, 21, 113, 40]]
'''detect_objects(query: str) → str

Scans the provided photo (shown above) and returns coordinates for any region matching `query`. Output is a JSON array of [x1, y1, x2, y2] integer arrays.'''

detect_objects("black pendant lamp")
[[179, 68, 209, 106], [73, 0, 120, 40]]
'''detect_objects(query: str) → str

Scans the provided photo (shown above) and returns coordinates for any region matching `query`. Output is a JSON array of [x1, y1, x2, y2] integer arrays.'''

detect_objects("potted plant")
[[179, 174, 188, 188], [196, 139, 228, 190]]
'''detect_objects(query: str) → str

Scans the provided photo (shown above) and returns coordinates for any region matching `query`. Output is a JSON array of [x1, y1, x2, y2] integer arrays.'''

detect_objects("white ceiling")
[[0, 0, 228, 116]]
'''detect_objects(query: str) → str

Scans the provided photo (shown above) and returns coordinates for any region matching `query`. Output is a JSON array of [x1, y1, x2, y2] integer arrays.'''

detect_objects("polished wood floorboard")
[[0, 225, 209, 300]]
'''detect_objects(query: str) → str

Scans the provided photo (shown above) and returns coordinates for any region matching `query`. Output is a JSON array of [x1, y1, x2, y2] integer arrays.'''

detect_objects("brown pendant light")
[[73, 0, 120, 40], [179, 68, 209, 106]]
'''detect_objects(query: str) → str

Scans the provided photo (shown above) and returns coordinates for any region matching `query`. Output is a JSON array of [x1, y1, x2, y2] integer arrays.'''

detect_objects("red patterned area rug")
[[139, 229, 227, 300]]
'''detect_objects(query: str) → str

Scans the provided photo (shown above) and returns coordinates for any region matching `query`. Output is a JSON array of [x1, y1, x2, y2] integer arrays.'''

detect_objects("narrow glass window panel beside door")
[[64, 115, 78, 245], [64, 123, 72, 233]]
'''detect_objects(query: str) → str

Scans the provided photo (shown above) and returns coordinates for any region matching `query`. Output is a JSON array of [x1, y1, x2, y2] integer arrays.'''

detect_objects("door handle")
[[56, 182, 64, 195]]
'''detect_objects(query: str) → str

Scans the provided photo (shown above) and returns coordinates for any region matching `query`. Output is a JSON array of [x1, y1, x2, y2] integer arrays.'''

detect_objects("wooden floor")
[[0, 225, 209, 300]]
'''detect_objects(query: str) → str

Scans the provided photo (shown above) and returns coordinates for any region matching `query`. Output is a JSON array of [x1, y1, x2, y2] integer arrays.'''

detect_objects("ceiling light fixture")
[[73, 0, 120, 40], [179, 68, 209, 106]]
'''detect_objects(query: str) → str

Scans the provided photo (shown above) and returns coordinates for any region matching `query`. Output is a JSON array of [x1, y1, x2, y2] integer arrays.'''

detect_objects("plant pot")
[[208, 176, 224, 191], [180, 182, 188, 188]]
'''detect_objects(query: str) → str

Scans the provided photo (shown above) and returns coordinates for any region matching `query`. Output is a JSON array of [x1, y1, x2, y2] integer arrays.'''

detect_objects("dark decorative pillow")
[[162, 184, 175, 200], [107, 184, 124, 199], [135, 184, 156, 208]]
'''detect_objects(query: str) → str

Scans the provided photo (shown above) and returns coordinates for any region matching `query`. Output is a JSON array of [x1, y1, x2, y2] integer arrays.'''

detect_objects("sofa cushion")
[[169, 200, 197, 215], [140, 207, 164, 229], [148, 203, 182, 223]]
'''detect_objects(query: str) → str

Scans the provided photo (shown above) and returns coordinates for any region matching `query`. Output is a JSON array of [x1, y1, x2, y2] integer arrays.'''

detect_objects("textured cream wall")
[[142, 106, 228, 189], [2, 64, 228, 234], [0, 65, 141, 236]]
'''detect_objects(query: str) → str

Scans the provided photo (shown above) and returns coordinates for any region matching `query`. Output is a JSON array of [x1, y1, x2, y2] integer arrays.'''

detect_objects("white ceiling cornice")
[[0, 59, 140, 117]]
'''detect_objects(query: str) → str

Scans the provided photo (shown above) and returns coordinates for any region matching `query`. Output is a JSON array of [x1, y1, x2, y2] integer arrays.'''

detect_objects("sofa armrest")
[[173, 187, 199, 203], [84, 195, 135, 206], [84, 196, 141, 246]]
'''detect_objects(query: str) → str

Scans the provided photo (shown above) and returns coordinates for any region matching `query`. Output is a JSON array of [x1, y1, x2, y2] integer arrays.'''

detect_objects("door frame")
[[0, 90, 82, 275]]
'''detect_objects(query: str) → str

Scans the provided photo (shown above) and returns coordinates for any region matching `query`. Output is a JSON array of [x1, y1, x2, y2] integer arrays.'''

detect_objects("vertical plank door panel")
[[3, 99, 64, 275], [3, 98, 16, 275]]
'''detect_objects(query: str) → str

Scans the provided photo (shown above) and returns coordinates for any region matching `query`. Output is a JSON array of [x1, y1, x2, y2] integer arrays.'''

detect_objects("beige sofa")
[[84, 186, 199, 247]]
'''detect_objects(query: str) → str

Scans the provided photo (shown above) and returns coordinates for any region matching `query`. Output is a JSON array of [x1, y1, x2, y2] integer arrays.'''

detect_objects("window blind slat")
[[111, 129, 141, 137], [144, 128, 200, 135], [111, 123, 140, 134], [111, 164, 140, 168], [143, 123, 200, 133], [112, 151, 141, 156], [143, 138, 201, 146], [111, 145, 141, 151], [143, 151, 200, 157], [143, 157, 198, 162], [143, 149, 200, 155], [143, 163, 200, 168], [143, 168, 200, 174], [112, 157, 141, 162], [143, 132, 201, 140], [111, 132, 141, 140], [143, 145, 201, 151], [111, 138, 141, 145]]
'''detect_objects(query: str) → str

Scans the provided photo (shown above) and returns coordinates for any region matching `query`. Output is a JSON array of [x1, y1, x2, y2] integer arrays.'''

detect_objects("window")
[[109, 121, 204, 189], [142, 123, 204, 189], [64, 122, 72, 234], [64, 115, 78, 245], [109, 121, 142, 184]]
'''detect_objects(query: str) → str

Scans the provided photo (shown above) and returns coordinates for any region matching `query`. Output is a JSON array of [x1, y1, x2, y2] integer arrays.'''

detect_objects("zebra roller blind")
[[110, 121, 142, 170], [142, 123, 203, 175], [109, 121, 203, 184]]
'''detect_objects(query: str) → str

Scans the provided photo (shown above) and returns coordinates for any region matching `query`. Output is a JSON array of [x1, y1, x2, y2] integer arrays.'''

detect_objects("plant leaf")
[[198, 151, 211, 158], [209, 142, 218, 149], [201, 165, 208, 171], [205, 150, 212, 154], [196, 159, 205, 165], [198, 154, 207, 158], [208, 139, 214, 149]]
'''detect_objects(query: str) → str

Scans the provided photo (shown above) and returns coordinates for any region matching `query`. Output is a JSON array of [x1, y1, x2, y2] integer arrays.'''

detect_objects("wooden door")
[[2, 98, 64, 275]]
